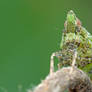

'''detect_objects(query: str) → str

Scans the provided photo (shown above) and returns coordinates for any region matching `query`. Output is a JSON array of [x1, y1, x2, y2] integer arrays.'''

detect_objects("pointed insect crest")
[[67, 10, 76, 23]]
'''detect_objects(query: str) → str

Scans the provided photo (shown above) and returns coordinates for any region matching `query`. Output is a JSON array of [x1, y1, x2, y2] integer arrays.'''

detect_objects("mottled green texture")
[[56, 10, 92, 79]]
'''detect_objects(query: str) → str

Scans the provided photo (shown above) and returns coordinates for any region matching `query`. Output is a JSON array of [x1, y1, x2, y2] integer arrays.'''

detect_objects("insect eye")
[[76, 18, 81, 26]]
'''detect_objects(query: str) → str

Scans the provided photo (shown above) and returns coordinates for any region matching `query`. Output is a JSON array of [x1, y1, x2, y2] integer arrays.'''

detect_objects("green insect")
[[50, 10, 92, 79]]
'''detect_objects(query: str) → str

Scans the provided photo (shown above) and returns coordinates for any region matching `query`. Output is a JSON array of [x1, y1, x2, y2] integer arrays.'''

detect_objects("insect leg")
[[54, 51, 62, 69], [71, 51, 77, 67], [70, 51, 77, 74], [50, 52, 56, 75], [50, 51, 62, 74]]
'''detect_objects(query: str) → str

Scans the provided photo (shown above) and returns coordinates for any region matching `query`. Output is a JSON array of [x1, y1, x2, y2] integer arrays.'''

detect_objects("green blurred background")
[[0, 0, 92, 92]]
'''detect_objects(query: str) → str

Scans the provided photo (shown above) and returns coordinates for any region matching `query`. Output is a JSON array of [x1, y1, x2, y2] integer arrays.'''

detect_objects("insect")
[[50, 10, 92, 78]]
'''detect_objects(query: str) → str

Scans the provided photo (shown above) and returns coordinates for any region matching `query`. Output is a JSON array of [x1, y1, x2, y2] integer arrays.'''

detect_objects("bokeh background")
[[0, 0, 92, 92]]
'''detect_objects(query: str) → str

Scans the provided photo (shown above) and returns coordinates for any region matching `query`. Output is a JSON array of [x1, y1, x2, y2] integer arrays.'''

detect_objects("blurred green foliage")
[[0, 0, 92, 91]]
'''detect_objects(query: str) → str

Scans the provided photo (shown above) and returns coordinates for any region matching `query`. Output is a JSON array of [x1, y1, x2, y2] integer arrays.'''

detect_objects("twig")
[[29, 67, 92, 92]]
